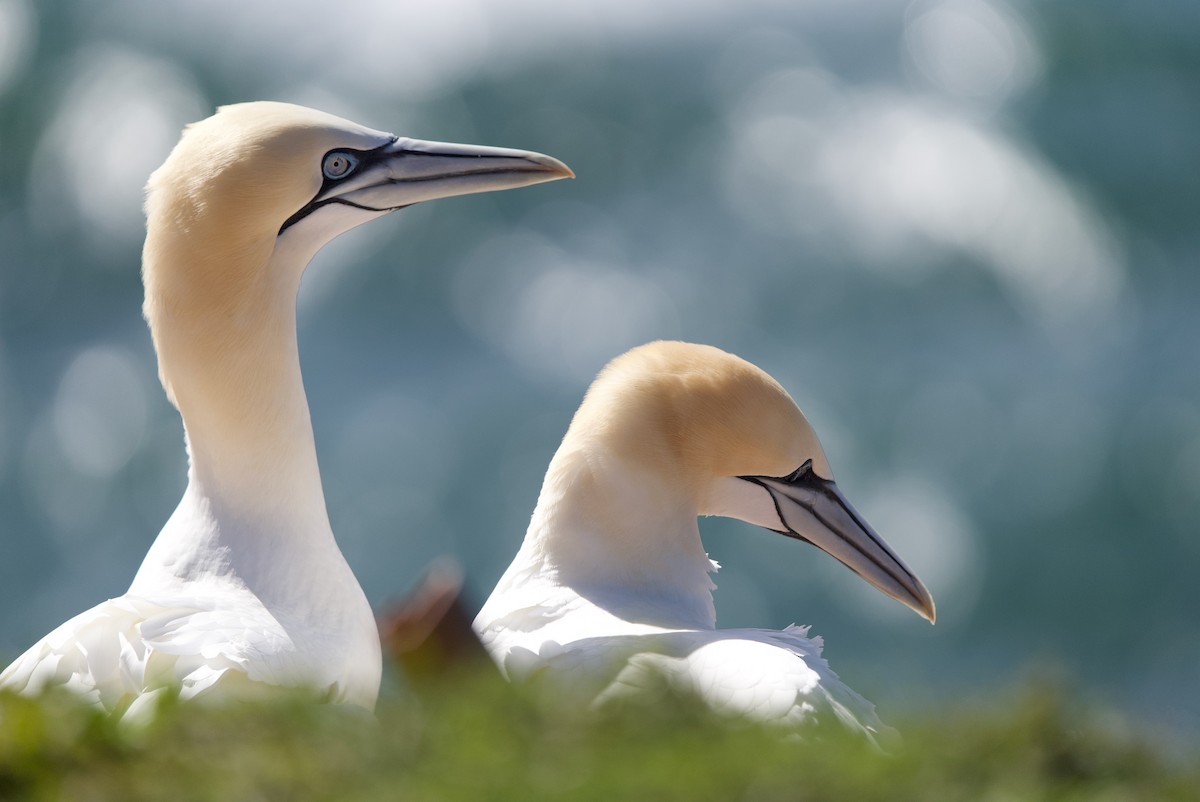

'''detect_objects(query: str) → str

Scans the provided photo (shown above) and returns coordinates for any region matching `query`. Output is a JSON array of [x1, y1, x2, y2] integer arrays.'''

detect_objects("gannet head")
[[564, 341, 936, 623], [141, 101, 571, 406], [144, 100, 572, 284]]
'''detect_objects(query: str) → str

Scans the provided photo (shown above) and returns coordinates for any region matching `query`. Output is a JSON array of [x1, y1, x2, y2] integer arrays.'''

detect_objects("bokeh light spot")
[[0, 0, 35, 97], [31, 47, 206, 254], [51, 346, 150, 477], [905, 0, 1041, 103]]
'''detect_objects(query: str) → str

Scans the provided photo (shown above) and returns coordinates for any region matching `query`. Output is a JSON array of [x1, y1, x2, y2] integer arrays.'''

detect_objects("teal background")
[[0, 0, 1196, 739]]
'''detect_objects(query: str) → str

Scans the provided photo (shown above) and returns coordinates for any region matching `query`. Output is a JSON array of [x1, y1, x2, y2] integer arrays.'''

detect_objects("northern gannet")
[[0, 102, 571, 717], [475, 341, 934, 736]]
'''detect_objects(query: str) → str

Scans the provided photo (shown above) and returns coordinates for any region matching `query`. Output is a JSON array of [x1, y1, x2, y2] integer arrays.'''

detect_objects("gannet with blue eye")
[[0, 101, 572, 717], [474, 341, 934, 736]]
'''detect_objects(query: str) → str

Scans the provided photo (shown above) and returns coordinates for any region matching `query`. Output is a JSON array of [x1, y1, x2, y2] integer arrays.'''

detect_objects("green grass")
[[1, 670, 1196, 801]]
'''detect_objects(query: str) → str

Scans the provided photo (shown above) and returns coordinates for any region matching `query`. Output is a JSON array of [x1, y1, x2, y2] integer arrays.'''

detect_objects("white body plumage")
[[1, 102, 572, 715], [476, 341, 934, 735]]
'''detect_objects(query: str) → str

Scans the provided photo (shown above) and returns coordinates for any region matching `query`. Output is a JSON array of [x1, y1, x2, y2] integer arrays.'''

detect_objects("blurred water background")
[[0, 0, 1196, 741]]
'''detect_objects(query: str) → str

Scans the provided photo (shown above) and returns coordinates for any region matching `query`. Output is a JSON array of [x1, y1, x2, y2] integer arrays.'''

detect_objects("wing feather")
[[522, 625, 886, 738], [0, 594, 302, 716]]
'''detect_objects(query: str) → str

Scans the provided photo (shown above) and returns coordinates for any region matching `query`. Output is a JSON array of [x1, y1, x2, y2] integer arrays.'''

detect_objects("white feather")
[[476, 342, 924, 739]]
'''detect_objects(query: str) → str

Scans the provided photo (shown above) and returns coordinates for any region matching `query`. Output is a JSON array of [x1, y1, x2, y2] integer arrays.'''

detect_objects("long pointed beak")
[[332, 136, 573, 211], [741, 464, 936, 623]]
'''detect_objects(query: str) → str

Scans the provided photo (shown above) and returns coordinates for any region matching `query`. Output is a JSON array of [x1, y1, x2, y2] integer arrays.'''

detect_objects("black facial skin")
[[278, 138, 399, 234]]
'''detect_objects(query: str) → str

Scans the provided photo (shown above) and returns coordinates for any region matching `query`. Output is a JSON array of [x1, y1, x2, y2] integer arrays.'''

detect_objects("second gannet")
[[0, 102, 571, 717], [475, 341, 934, 736]]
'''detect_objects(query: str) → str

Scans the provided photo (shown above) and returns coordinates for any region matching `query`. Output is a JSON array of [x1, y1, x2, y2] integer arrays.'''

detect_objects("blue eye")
[[322, 151, 358, 180]]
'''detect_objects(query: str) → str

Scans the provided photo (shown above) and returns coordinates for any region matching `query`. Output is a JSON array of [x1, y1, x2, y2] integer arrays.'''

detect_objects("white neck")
[[131, 232, 342, 599], [507, 444, 718, 630]]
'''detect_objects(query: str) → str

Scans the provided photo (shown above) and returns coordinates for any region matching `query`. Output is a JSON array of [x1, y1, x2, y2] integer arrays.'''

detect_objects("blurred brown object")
[[378, 558, 496, 685]]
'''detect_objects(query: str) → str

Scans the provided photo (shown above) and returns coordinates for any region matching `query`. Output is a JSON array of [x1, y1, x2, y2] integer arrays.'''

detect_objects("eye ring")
[[322, 151, 359, 180]]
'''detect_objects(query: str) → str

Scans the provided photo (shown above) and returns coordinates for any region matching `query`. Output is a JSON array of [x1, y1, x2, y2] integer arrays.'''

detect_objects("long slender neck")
[[516, 443, 718, 629], [133, 233, 340, 596], [174, 238, 325, 506], [180, 305, 328, 533]]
